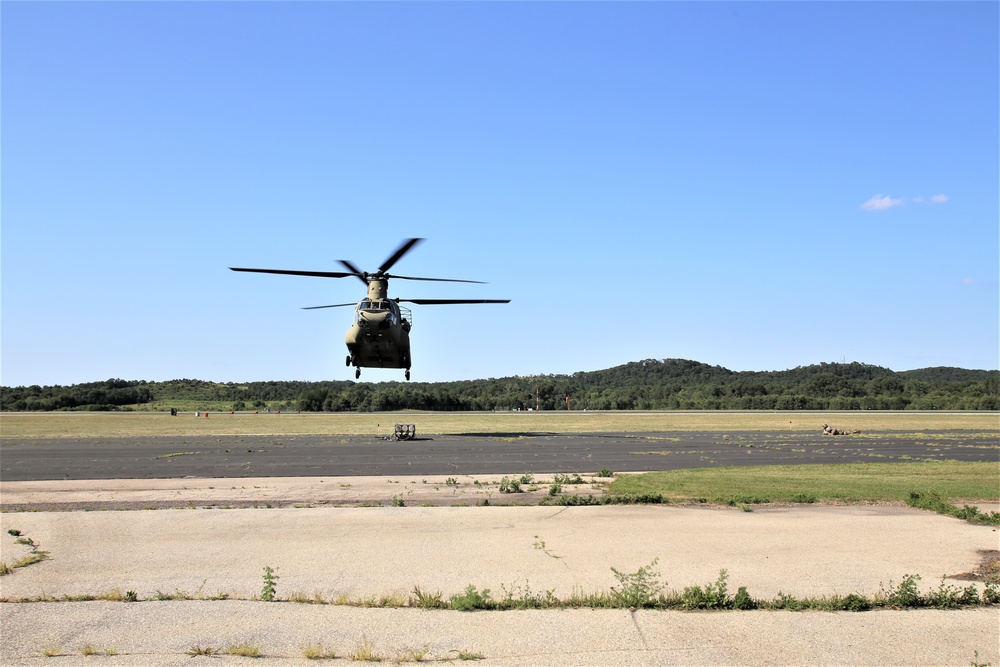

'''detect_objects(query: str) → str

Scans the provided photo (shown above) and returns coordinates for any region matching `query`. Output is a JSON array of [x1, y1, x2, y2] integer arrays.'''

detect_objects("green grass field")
[[607, 461, 1000, 504], [1, 410, 995, 439]]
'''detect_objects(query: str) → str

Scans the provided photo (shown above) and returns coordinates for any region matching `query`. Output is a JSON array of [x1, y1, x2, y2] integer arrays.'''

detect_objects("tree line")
[[2, 360, 997, 412]]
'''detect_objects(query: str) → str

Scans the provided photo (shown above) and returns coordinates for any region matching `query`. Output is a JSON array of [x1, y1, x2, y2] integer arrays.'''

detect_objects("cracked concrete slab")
[[1, 490, 998, 666]]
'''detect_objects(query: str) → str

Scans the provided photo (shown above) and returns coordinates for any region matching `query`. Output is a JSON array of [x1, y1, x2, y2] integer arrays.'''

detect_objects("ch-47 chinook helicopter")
[[230, 238, 509, 380]]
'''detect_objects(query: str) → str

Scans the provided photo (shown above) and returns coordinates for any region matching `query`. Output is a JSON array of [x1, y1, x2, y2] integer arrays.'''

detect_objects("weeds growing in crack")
[[261, 565, 279, 601], [610, 559, 664, 609], [1, 529, 50, 575], [907, 492, 1000, 525], [302, 642, 337, 660]]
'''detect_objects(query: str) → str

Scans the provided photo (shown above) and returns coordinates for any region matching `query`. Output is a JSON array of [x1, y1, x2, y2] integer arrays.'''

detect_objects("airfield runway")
[[1, 428, 998, 665], [1, 429, 995, 482]]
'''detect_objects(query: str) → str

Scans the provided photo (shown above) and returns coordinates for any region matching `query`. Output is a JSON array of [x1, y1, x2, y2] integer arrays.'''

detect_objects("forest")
[[2, 359, 998, 412]]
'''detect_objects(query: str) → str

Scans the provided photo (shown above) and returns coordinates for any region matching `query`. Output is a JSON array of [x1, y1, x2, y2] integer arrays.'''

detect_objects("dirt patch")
[[949, 549, 1000, 582]]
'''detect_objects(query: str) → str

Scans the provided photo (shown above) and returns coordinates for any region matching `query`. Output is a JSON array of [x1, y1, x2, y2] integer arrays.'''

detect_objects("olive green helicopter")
[[230, 238, 509, 380]]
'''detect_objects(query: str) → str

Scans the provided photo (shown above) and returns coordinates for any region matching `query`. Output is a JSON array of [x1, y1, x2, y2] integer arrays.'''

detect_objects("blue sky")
[[2, 1, 997, 387]]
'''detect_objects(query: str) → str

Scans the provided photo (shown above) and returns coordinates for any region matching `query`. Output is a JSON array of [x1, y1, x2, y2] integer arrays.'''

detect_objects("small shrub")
[[596, 467, 614, 477], [607, 493, 666, 505], [610, 559, 663, 608], [499, 582, 559, 609], [789, 493, 816, 504], [769, 591, 804, 611], [548, 483, 562, 496], [7, 529, 21, 537], [261, 565, 279, 602], [498, 477, 521, 493], [927, 579, 963, 609], [960, 584, 981, 606], [449, 585, 494, 611], [732, 586, 757, 610], [883, 574, 922, 608], [682, 570, 732, 610], [556, 493, 600, 506], [839, 593, 871, 611]]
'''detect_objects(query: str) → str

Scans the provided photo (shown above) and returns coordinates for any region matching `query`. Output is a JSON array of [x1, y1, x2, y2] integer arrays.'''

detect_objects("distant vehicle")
[[230, 238, 509, 380]]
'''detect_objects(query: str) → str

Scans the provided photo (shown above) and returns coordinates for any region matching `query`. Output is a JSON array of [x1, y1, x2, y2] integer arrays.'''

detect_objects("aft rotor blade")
[[230, 267, 357, 279], [301, 302, 358, 310], [337, 259, 368, 284], [398, 299, 511, 305], [387, 274, 486, 284], [379, 238, 424, 274]]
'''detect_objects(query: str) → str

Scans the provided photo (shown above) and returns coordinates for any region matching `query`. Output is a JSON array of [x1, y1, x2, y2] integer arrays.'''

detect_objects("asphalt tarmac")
[[1, 429, 995, 481]]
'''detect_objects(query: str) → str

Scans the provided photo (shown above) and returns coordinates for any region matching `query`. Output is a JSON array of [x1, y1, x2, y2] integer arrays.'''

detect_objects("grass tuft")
[[411, 585, 445, 609], [350, 639, 383, 662], [302, 643, 337, 660], [223, 641, 263, 658], [186, 644, 218, 656], [456, 649, 486, 661]]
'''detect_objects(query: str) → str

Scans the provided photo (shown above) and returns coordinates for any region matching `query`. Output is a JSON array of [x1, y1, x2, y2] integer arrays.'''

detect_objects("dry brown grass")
[[0, 410, 994, 439]]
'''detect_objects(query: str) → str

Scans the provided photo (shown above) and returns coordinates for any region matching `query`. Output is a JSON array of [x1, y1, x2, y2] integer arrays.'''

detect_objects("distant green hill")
[[897, 367, 997, 383], [2, 359, 997, 412]]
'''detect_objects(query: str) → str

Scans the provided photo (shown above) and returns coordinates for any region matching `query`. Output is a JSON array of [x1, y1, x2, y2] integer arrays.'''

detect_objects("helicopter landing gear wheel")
[[355, 368, 361, 380], [405, 370, 410, 381], [346, 355, 351, 367]]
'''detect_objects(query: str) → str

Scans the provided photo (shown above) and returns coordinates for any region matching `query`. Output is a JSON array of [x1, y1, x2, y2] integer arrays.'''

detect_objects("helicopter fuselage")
[[345, 290, 412, 371]]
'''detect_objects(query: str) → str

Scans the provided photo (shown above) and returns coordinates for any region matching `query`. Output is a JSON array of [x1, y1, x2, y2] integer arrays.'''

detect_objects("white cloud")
[[861, 193, 949, 210], [860, 194, 903, 211]]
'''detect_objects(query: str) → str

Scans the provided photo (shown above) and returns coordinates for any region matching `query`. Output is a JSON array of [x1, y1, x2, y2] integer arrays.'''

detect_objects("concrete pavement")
[[1, 479, 998, 665]]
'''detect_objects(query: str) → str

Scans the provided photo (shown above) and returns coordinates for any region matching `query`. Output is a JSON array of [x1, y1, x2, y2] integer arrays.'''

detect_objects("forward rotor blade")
[[398, 299, 511, 305], [230, 267, 356, 279], [301, 302, 358, 310], [379, 238, 424, 274], [386, 274, 486, 284], [337, 259, 368, 285]]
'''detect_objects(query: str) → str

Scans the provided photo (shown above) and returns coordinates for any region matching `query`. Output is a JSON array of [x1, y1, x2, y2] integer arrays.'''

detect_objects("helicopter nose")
[[359, 312, 391, 330]]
